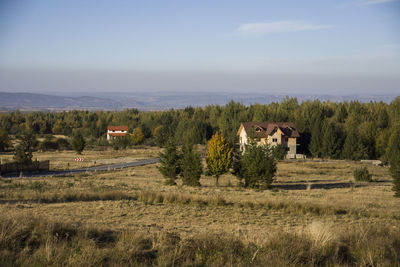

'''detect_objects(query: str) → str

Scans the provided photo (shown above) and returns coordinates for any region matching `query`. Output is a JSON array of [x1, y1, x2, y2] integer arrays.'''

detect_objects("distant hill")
[[0, 92, 123, 111], [0, 91, 397, 111]]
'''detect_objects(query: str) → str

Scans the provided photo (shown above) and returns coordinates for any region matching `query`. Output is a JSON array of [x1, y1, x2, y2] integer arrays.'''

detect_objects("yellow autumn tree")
[[131, 127, 145, 145], [206, 132, 233, 186]]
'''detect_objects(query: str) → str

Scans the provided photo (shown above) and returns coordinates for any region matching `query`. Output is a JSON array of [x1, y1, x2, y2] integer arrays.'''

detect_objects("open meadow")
[[1, 151, 399, 266], [0, 146, 160, 170]]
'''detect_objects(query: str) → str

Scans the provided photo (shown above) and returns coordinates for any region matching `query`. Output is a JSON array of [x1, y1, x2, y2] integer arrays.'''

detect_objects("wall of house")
[[239, 128, 248, 149], [267, 130, 282, 147], [107, 130, 127, 141], [287, 137, 297, 155]]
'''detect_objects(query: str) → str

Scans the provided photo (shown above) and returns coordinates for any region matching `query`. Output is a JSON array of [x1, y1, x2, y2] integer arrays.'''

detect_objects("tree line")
[[1, 97, 399, 161], [0, 96, 399, 196]]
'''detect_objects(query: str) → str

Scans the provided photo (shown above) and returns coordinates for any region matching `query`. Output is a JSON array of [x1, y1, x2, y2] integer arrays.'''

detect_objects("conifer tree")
[[235, 142, 277, 189], [181, 143, 202, 186], [206, 132, 233, 186], [309, 118, 322, 158], [321, 121, 343, 159], [388, 130, 400, 197], [13, 132, 36, 164], [157, 139, 181, 185], [71, 131, 85, 154], [0, 128, 10, 152], [342, 129, 369, 160]]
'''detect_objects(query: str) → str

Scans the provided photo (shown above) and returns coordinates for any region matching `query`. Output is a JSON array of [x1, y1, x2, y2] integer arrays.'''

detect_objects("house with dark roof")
[[107, 126, 129, 141], [237, 122, 300, 158]]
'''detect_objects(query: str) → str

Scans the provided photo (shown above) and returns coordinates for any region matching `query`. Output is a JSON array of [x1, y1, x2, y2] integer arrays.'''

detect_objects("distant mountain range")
[[0, 91, 397, 111], [0, 92, 122, 111]]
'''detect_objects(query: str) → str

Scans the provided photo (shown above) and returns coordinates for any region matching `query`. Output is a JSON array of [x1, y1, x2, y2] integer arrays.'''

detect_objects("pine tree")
[[309, 118, 322, 158], [0, 128, 10, 152], [335, 104, 348, 123], [206, 132, 233, 186], [388, 130, 400, 197], [13, 132, 36, 164], [157, 139, 181, 185], [153, 125, 167, 147], [321, 121, 343, 159], [236, 142, 277, 189], [181, 143, 202, 187], [342, 129, 369, 160], [71, 131, 85, 154]]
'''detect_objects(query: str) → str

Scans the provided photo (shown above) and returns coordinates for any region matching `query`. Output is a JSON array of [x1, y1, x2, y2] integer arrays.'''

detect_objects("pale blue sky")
[[0, 0, 399, 94]]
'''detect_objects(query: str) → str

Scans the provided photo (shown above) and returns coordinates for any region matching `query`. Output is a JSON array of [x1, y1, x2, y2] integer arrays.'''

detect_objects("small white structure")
[[237, 122, 301, 159], [107, 126, 128, 141]]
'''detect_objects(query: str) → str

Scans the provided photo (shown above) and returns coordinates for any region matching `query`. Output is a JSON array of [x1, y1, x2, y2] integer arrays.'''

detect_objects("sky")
[[0, 0, 399, 95]]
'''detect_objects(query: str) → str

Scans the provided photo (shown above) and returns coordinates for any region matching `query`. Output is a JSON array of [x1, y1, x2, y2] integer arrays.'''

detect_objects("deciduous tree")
[[206, 132, 233, 186], [131, 127, 145, 145]]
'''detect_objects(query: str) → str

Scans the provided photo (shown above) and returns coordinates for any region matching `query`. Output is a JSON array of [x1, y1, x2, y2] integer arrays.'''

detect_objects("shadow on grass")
[[271, 182, 365, 190]]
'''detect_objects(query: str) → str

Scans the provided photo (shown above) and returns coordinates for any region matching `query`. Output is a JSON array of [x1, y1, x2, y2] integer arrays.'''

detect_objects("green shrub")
[[353, 167, 372, 182], [56, 138, 72, 150], [39, 139, 59, 151]]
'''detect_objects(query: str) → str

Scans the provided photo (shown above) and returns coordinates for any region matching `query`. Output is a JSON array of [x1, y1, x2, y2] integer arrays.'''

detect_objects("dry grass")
[[0, 214, 399, 266], [0, 158, 399, 265], [0, 146, 160, 170]]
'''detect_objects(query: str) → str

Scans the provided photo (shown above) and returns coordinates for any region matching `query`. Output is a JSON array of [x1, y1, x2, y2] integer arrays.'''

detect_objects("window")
[[286, 147, 290, 151], [272, 138, 278, 142]]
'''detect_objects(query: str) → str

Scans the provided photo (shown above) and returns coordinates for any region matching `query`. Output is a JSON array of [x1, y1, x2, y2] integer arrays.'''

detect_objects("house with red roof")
[[107, 126, 128, 141], [237, 122, 300, 159]]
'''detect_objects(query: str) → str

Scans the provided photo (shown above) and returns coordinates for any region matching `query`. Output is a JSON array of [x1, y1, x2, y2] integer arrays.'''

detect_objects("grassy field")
[[0, 155, 399, 266], [0, 146, 160, 170]]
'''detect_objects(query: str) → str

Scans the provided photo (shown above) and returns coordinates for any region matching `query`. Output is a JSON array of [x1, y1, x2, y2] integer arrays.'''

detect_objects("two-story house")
[[237, 122, 300, 159]]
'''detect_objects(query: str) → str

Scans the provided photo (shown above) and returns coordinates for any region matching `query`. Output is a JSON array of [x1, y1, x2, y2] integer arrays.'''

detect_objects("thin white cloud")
[[361, 0, 399, 5], [238, 21, 333, 36]]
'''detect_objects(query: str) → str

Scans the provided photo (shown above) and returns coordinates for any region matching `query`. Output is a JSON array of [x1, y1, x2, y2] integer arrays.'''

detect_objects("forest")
[[0, 97, 399, 161]]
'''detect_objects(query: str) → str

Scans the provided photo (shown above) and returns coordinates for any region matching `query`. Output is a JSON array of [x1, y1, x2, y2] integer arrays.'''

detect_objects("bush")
[[111, 135, 131, 150], [56, 138, 72, 150], [353, 167, 372, 182], [39, 139, 59, 151]]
